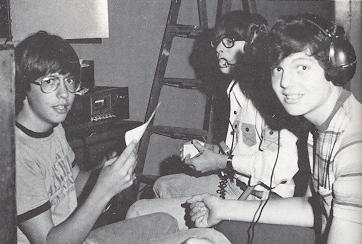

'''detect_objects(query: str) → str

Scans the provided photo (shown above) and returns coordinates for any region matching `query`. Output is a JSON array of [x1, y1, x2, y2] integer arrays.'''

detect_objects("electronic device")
[[302, 14, 356, 85], [80, 59, 95, 90], [64, 86, 129, 126]]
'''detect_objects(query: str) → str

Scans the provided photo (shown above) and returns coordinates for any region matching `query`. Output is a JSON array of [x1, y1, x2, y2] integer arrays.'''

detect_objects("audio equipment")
[[64, 86, 129, 126], [302, 14, 356, 85], [80, 59, 95, 90], [244, 13, 268, 55]]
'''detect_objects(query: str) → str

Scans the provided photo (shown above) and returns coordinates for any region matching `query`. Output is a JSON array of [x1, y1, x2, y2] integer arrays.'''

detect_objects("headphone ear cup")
[[326, 37, 356, 86], [244, 23, 267, 54]]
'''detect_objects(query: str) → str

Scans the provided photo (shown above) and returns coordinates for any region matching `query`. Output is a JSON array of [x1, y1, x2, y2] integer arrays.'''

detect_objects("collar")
[[316, 89, 351, 132], [226, 80, 246, 108], [16, 122, 54, 138]]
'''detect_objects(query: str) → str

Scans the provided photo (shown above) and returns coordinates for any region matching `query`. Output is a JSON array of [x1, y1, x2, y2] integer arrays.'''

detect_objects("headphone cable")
[[246, 131, 280, 244]]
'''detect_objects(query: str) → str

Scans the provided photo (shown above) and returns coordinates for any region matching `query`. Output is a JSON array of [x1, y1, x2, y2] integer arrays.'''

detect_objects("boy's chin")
[[219, 68, 232, 75], [282, 106, 304, 117], [52, 114, 69, 124]]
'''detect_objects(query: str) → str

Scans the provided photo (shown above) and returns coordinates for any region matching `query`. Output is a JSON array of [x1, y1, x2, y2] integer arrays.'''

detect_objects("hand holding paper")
[[125, 102, 161, 146], [183, 140, 205, 159]]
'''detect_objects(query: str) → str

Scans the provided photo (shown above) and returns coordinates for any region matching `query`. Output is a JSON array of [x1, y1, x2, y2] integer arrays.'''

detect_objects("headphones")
[[302, 15, 356, 86], [244, 22, 268, 55]]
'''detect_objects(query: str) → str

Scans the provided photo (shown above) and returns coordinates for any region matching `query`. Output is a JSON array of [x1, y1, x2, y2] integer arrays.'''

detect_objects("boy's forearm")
[[216, 197, 314, 227], [74, 169, 92, 197], [47, 186, 111, 244]]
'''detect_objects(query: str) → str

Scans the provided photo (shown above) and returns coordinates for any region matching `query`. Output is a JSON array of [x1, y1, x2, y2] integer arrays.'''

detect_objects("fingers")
[[107, 151, 118, 160], [192, 140, 205, 152], [186, 193, 209, 204], [190, 205, 208, 225], [113, 140, 138, 171], [183, 154, 192, 165], [103, 156, 118, 167], [204, 143, 214, 151], [179, 146, 185, 159]]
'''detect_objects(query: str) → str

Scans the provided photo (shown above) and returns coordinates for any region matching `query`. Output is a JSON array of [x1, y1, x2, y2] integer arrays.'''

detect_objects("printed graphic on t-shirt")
[[49, 152, 75, 206]]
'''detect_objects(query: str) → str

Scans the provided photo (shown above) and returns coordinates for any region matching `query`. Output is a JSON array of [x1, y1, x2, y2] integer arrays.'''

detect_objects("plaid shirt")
[[307, 90, 362, 237]]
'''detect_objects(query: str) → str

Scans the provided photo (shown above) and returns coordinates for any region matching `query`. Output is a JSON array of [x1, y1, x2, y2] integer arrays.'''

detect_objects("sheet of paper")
[[125, 102, 161, 146], [183, 141, 205, 158]]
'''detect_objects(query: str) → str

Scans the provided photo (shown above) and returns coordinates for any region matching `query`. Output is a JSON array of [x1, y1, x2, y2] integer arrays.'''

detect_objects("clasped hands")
[[180, 140, 228, 173], [185, 193, 224, 229]]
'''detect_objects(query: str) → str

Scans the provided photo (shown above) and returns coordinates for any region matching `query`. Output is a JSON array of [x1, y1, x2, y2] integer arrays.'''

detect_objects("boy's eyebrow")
[[291, 57, 313, 62], [288, 53, 316, 63], [45, 72, 72, 78]]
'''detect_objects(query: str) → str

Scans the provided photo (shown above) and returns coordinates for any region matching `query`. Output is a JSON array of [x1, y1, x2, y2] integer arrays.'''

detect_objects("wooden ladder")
[[135, 0, 214, 189]]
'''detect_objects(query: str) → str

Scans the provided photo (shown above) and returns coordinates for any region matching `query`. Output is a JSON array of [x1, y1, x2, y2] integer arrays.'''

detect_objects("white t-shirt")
[[16, 123, 78, 244]]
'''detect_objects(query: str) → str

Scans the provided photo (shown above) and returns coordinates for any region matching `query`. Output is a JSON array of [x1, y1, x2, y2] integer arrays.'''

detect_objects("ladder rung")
[[167, 24, 203, 38], [150, 125, 208, 140], [161, 78, 204, 89]]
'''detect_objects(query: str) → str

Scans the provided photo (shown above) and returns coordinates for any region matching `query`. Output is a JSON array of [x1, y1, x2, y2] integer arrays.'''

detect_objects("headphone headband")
[[302, 15, 356, 85]]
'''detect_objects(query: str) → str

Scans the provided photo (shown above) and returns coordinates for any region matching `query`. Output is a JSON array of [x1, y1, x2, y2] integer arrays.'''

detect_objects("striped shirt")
[[307, 90, 362, 237]]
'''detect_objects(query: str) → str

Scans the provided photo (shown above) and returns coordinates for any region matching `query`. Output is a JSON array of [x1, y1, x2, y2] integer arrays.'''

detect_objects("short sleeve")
[[16, 157, 49, 216], [333, 142, 362, 224]]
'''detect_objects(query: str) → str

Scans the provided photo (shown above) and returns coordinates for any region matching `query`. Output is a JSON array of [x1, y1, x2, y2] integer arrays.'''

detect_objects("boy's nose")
[[56, 80, 70, 98], [216, 49, 223, 59], [280, 71, 290, 88]]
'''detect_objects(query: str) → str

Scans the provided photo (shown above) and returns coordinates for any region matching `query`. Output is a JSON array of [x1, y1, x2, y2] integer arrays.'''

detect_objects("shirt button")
[[233, 111, 237, 114], [269, 131, 274, 135], [245, 127, 249, 132]]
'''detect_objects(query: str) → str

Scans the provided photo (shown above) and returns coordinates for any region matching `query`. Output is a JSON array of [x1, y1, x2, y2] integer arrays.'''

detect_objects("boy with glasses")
[[126, 11, 301, 230], [15, 30, 186, 244], [186, 13, 362, 244]]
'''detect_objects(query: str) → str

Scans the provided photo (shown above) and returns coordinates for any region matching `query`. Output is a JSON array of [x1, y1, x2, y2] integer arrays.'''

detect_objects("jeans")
[[85, 213, 178, 244], [153, 173, 243, 199], [215, 220, 315, 244]]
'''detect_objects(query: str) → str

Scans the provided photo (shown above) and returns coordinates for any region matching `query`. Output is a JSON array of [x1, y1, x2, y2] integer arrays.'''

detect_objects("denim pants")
[[215, 220, 315, 244], [153, 173, 243, 199], [85, 213, 178, 244]]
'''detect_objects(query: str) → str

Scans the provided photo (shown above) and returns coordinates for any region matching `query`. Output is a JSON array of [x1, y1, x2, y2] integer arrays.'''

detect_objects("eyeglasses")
[[210, 34, 242, 49], [31, 74, 81, 94]]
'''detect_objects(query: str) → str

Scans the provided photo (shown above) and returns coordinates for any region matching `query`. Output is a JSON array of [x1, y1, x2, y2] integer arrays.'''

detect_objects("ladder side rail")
[[241, 0, 257, 14], [197, 0, 208, 31], [136, 129, 152, 174], [137, 0, 182, 177], [204, 94, 215, 144], [144, 0, 181, 122], [216, 0, 232, 23], [248, 0, 257, 13]]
